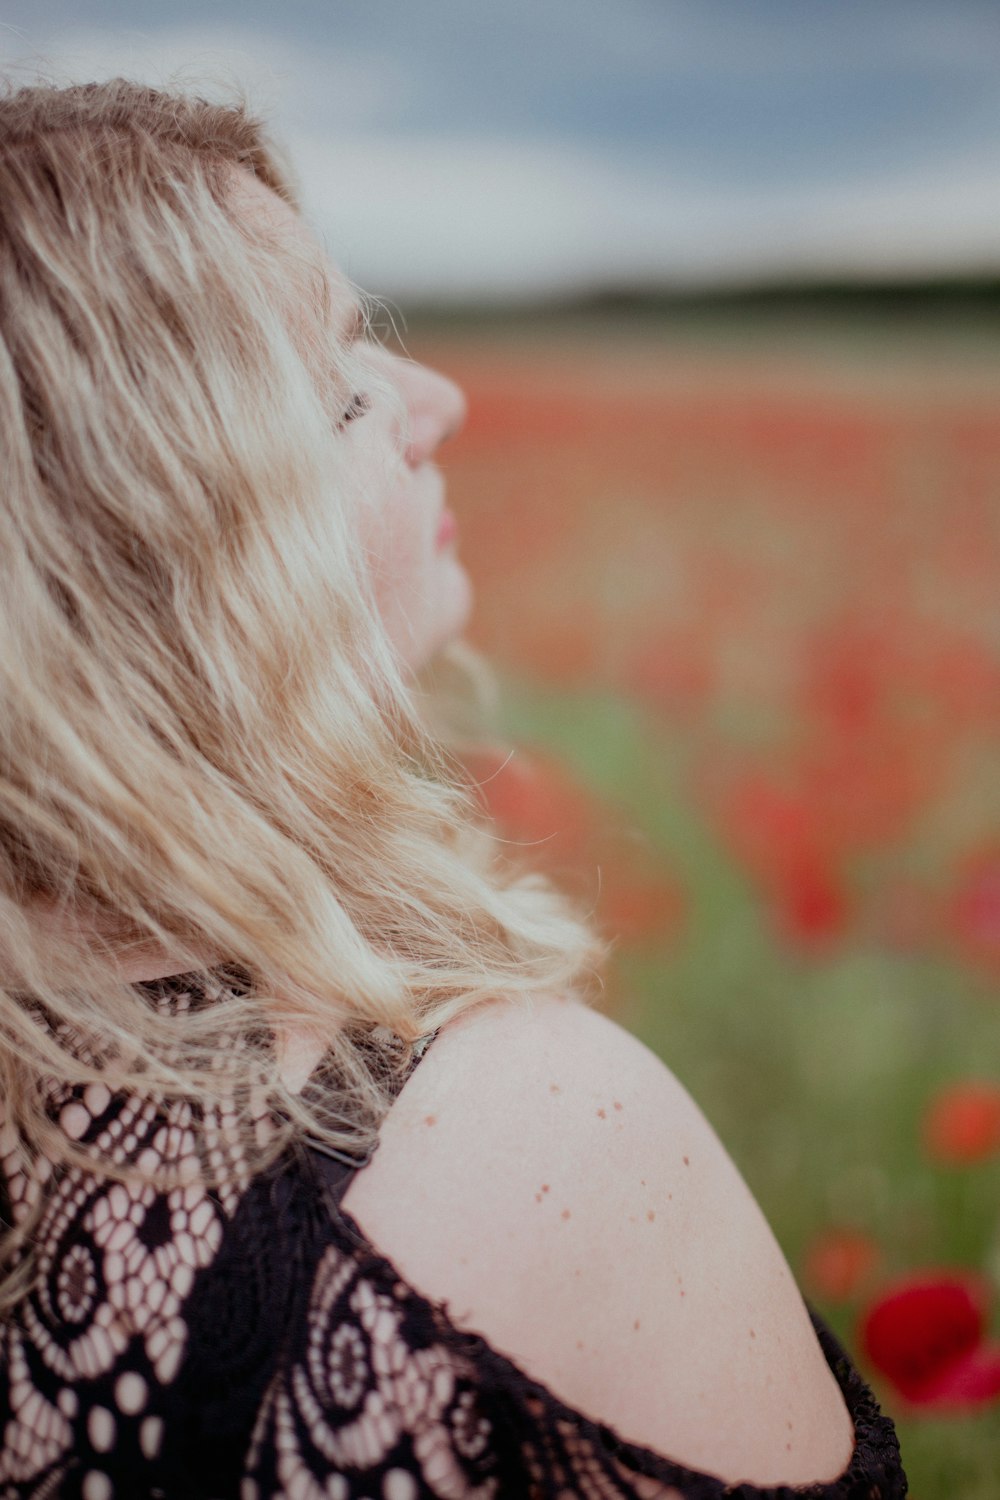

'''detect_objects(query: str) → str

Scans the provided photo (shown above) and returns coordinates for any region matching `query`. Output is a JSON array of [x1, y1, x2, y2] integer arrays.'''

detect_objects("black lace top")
[[0, 973, 907, 1499]]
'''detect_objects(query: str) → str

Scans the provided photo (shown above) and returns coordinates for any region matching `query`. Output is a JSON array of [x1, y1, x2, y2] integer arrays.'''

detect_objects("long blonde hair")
[[0, 77, 599, 1302]]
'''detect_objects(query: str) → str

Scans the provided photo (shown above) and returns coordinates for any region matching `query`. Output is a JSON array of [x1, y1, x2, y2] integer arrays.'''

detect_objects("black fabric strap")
[[303, 1028, 440, 1209]]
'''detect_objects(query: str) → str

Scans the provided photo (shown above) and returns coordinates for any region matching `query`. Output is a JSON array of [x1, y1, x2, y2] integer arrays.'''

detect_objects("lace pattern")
[[0, 979, 907, 1500]]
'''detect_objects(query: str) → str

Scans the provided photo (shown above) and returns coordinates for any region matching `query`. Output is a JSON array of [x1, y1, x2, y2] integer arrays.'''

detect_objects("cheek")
[[369, 484, 426, 605], [363, 480, 433, 651], [350, 441, 415, 593], [356, 464, 472, 670]]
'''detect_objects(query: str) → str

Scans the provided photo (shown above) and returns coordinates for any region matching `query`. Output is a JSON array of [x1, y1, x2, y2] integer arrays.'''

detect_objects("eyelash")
[[337, 391, 371, 430]]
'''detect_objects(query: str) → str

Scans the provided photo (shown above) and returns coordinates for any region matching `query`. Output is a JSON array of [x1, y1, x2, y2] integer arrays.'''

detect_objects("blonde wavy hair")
[[0, 77, 599, 1302]]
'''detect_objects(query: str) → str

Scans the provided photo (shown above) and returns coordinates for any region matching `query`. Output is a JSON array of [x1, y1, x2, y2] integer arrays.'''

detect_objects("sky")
[[2, 1, 1000, 301]]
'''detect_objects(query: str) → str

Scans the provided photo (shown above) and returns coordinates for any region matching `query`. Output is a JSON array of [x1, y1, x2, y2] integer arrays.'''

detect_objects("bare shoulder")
[[342, 994, 854, 1487]]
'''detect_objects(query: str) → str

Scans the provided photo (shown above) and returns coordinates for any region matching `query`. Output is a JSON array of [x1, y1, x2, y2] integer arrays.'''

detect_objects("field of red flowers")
[[415, 311, 1000, 1498]]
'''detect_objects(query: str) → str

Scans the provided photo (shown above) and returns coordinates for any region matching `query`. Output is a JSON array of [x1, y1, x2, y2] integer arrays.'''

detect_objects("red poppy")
[[949, 846, 1000, 975], [772, 852, 849, 944], [860, 1272, 1000, 1409], [460, 746, 597, 868], [624, 625, 715, 719], [461, 745, 683, 948], [800, 625, 899, 739], [803, 1229, 880, 1303], [594, 837, 686, 946], [923, 1082, 1000, 1165], [708, 771, 849, 945], [802, 733, 940, 858], [717, 773, 817, 878]]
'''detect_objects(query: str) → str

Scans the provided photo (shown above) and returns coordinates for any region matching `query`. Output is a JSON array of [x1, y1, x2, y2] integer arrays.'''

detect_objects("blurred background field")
[[408, 300, 1000, 1498]]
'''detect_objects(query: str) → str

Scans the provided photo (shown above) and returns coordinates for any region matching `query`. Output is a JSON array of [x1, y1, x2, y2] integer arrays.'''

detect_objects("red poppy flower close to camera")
[[804, 1228, 879, 1303], [923, 1082, 1000, 1165], [860, 1273, 1000, 1409]]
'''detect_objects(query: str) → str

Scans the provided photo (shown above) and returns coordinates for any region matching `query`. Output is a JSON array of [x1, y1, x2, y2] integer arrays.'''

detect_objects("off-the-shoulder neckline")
[[137, 970, 905, 1497], [304, 1160, 905, 1499]]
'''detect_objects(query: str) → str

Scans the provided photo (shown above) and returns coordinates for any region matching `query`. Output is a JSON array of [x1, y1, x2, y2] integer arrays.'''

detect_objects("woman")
[[0, 78, 905, 1498]]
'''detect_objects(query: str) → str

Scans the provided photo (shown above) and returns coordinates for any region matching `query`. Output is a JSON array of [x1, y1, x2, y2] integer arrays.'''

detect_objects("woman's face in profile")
[[233, 173, 472, 674]]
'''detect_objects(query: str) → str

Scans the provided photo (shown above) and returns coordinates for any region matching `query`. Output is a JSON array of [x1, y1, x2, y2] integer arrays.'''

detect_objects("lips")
[[436, 509, 458, 548]]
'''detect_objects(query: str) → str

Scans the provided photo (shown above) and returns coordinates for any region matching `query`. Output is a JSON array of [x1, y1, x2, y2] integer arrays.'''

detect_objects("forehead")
[[226, 168, 356, 333]]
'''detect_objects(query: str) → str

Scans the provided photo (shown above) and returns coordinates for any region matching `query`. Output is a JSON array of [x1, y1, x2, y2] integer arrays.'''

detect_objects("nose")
[[396, 360, 467, 468]]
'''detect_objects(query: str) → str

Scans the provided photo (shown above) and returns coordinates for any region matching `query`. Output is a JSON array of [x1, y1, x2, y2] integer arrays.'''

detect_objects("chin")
[[447, 559, 474, 637], [431, 561, 476, 660]]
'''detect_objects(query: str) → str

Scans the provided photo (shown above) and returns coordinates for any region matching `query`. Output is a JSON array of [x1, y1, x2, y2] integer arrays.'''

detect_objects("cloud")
[[2, 16, 999, 299], [294, 131, 1000, 299]]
